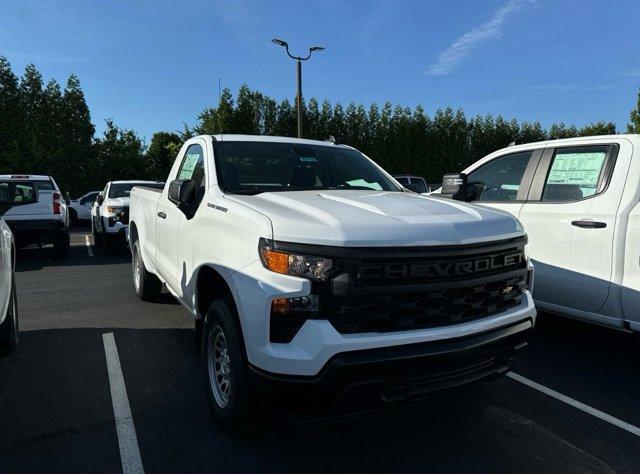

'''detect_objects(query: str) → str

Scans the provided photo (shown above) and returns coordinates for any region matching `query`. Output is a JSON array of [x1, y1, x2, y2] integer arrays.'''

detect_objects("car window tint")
[[468, 151, 533, 201], [542, 146, 608, 201]]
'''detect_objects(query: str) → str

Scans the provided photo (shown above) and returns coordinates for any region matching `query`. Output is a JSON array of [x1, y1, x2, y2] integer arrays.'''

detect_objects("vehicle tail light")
[[53, 192, 62, 214]]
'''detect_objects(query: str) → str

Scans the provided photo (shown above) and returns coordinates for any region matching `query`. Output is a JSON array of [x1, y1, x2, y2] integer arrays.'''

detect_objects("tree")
[[146, 131, 182, 180], [95, 119, 146, 185], [0, 56, 21, 172], [627, 88, 640, 134], [579, 122, 616, 136]]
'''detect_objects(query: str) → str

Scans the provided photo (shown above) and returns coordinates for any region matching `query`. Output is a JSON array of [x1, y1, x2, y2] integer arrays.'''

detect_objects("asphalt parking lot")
[[1, 229, 639, 473]]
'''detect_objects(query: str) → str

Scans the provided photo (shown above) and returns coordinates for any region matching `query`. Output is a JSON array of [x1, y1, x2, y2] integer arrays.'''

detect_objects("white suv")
[[91, 180, 159, 249]]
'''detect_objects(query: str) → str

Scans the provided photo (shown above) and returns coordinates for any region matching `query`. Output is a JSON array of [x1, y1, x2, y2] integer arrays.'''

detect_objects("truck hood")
[[226, 190, 524, 247], [104, 197, 130, 208]]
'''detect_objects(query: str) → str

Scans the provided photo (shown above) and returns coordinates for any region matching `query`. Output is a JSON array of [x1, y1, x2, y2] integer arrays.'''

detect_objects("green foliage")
[[190, 85, 626, 182], [0, 60, 635, 193], [145, 131, 182, 180], [0, 57, 142, 196], [628, 88, 640, 134]]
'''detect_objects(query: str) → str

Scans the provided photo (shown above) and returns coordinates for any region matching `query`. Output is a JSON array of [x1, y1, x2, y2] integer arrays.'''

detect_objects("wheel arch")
[[194, 265, 246, 357]]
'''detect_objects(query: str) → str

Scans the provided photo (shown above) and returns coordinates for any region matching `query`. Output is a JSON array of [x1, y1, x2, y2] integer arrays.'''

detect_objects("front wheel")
[[92, 219, 103, 247], [202, 298, 257, 433], [0, 277, 19, 355], [132, 240, 162, 301]]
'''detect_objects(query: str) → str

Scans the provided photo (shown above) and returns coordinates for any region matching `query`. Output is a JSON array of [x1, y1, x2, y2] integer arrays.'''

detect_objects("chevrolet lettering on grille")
[[357, 251, 525, 280]]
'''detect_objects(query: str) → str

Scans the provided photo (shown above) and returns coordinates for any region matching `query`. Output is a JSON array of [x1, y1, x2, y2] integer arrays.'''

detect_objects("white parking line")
[[85, 235, 94, 257], [507, 371, 640, 438], [102, 333, 145, 474]]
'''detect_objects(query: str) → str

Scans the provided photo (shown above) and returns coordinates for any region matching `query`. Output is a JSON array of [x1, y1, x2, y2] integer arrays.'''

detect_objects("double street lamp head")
[[271, 38, 325, 61]]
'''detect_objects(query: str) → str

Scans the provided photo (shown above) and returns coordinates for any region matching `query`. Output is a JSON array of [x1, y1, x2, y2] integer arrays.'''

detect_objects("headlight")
[[107, 206, 124, 214], [259, 238, 333, 281]]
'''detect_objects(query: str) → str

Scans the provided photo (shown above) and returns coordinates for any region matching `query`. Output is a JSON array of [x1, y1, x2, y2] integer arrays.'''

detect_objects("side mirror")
[[168, 179, 195, 205], [96, 194, 104, 205], [441, 173, 469, 201]]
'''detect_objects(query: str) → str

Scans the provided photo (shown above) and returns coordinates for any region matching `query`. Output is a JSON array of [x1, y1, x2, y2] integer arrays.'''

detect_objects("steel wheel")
[[132, 246, 142, 293], [207, 325, 231, 408]]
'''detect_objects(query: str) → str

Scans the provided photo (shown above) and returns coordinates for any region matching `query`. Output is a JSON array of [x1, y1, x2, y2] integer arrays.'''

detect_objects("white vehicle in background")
[[68, 190, 99, 224], [91, 180, 161, 249], [393, 175, 430, 194], [0, 216, 18, 355], [439, 134, 640, 333], [130, 134, 535, 432], [0, 175, 70, 256]]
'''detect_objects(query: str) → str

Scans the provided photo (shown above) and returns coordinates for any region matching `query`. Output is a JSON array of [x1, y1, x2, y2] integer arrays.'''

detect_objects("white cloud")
[[426, 0, 536, 76]]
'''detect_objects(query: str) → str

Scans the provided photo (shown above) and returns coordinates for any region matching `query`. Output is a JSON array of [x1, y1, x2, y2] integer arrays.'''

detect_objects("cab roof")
[[0, 174, 52, 181], [206, 134, 343, 148]]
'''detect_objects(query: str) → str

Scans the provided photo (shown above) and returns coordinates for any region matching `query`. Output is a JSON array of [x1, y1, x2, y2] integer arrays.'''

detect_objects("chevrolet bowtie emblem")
[[501, 285, 514, 295]]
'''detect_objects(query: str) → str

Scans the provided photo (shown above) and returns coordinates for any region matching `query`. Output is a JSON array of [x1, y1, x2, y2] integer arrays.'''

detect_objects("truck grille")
[[323, 274, 525, 334], [323, 237, 528, 334]]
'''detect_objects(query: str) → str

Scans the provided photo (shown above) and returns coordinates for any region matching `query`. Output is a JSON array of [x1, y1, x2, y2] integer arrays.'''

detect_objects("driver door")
[[466, 149, 543, 219], [155, 142, 206, 296]]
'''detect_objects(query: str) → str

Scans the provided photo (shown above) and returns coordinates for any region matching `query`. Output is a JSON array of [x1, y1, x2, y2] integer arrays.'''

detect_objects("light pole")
[[271, 38, 324, 138]]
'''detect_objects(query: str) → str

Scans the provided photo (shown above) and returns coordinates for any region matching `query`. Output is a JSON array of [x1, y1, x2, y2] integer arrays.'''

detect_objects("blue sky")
[[1, 0, 639, 142]]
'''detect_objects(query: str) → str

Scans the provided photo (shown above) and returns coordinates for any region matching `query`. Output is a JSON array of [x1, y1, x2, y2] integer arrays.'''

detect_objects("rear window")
[[108, 183, 147, 198], [33, 180, 54, 192], [0, 181, 37, 204]]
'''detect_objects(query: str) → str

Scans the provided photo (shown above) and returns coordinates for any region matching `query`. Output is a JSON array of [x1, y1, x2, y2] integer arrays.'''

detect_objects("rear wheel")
[[132, 240, 162, 301], [202, 298, 257, 433], [54, 231, 70, 257], [0, 277, 19, 355]]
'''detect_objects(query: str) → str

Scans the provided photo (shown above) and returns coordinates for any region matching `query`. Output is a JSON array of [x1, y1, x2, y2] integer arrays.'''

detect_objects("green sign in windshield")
[[178, 154, 201, 180]]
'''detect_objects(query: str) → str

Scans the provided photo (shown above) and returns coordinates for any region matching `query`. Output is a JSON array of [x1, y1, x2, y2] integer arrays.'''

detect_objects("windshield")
[[0, 181, 37, 204], [216, 141, 401, 195], [108, 183, 146, 199]]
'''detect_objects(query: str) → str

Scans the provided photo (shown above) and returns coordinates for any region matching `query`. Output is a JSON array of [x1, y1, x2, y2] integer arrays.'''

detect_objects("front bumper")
[[250, 319, 532, 417], [229, 260, 536, 377]]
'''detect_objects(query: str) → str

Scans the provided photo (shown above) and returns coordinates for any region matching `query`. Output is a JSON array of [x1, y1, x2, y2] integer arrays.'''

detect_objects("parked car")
[[0, 215, 18, 355], [129, 134, 535, 431], [393, 174, 430, 194], [438, 134, 640, 333], [0, 175, 70, 256], [68, 190, 99, 224], [91, 180, 160, 249]]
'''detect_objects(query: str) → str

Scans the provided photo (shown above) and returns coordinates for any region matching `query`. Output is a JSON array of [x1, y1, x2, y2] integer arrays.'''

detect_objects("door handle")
[[571, 220, 606, 229], [157, 211, 166, 219]]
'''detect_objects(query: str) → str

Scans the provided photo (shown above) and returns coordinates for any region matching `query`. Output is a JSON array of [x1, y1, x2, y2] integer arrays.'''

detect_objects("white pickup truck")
[[129, 134, 536, 431], [439, 134, 640, 333], [0, 175, 70, 256]]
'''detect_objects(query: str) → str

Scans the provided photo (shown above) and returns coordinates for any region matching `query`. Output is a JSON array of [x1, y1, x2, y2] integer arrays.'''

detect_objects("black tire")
[[103, 232, 111, 251], [69, 209, 78, 227], [201, 298, 257, 434], [0, 277, 19, 356], [92, 220, 103, 247], [132, 240, 162, 301], [54, 231, 70, 257]]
